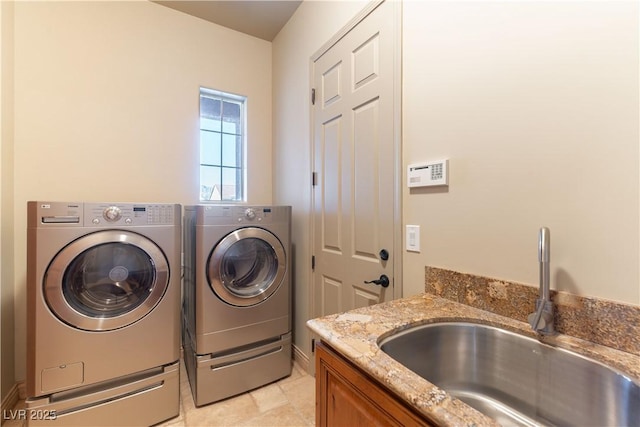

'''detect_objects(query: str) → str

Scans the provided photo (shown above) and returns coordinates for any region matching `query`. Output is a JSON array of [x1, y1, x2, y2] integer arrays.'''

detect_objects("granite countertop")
[[306, 293, 640, 426]]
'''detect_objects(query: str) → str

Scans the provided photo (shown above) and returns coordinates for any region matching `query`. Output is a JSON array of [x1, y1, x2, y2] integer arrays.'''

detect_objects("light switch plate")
[[406, 225, 420, 252]]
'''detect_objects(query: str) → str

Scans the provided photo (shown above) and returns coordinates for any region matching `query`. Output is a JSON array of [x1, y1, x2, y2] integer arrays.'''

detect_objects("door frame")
[[308, 0, 403, 320]]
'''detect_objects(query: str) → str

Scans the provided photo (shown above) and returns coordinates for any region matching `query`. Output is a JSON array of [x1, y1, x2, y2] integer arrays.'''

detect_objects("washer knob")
[[245, 208, 256, 220], [103, 206, 122, 222]]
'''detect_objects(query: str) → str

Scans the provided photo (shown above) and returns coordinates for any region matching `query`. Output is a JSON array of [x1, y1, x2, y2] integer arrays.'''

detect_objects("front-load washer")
[[183, 205, 292, 406], [25, 201, 181, 426]]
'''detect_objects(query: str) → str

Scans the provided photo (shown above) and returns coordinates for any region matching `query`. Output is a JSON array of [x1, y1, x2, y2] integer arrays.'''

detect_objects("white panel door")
[[312, 0, 399, 318]]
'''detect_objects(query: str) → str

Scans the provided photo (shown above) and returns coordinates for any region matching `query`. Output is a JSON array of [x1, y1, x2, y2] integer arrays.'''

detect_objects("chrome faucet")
[[527, 227, 555, 335]]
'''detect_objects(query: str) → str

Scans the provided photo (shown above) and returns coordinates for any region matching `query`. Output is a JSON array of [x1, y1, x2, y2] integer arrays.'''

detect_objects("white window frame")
[[199, 87, 247, 202]]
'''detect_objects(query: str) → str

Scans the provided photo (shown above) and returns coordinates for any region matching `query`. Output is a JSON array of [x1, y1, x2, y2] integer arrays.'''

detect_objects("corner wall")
[[272, 0, 369, 365]]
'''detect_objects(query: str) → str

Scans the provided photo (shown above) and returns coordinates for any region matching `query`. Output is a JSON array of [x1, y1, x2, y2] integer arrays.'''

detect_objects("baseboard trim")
[[292, 343, 309, 373], [1, 383, 20, 426]]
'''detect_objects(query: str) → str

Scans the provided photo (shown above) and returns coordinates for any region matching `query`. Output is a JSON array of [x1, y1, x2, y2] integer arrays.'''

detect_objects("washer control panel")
[[103, 206, 122, 222], [84, 203, 176, 227], [86, 203, 176, 226], [30, 202, 179, 228]]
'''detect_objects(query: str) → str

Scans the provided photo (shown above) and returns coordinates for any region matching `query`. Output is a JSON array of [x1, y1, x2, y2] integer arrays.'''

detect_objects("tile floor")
[[162, 361, 315, 427], [5, 361, 315, 427]]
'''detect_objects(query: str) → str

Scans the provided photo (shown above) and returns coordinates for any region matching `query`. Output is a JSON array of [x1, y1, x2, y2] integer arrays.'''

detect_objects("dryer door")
[[207, 227, 286, 307], [44, 230, 170, 331]]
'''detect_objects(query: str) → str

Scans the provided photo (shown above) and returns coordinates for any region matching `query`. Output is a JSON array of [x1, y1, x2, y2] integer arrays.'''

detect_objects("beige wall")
[[1, 0, 16, 401], [272, 0, 369, 361], [274, 0, 640, 365], [402, 0, 639, 304], [10, 0, 272, 382]]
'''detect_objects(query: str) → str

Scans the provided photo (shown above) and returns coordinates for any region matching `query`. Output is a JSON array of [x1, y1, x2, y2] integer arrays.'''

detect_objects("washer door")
[[44, 230, 170, 331], [207, 227, 286, 307]]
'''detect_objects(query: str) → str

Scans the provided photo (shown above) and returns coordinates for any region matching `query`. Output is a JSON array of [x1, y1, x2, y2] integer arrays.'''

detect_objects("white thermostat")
[[407, 159, 449, 188]]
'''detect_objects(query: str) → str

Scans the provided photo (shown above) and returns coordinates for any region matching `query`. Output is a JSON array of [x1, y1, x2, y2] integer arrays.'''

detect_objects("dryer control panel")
[[235, 207, 269, 223], [197, 205, 287, 226]]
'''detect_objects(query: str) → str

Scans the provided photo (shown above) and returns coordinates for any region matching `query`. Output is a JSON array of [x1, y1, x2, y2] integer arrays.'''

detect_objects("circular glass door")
[[207, 227, 286, 307], [44, 230, 170, 331]]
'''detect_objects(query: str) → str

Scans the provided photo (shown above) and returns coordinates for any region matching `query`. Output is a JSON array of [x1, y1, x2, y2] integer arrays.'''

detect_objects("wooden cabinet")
[[315, 341, 433, 427]]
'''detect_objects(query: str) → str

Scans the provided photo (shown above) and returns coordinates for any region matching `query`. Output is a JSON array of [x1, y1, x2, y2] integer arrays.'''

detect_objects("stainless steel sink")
[[379, 322, 640, 427]]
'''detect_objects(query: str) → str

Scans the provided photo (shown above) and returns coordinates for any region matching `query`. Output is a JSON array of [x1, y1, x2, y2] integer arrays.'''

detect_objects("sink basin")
[[379, 322, 640, 427]]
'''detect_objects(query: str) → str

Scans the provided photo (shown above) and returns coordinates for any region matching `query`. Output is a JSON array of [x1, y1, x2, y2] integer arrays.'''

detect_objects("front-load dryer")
[[25, 201, 181, 426], [183, 205, 292, 406]]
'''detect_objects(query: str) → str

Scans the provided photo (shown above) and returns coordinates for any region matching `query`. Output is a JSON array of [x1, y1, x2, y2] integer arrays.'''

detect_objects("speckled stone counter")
[[426, 267, 640, 357], [306, 293, 640, 427]]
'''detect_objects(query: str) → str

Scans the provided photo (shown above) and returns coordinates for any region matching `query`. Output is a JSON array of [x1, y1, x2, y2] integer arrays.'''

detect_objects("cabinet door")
[[316, 341, 432, 427]]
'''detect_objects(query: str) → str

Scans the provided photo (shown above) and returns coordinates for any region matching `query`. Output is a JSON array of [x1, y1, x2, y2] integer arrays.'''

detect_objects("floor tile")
[[179, 360, 314, 427], [238, 404, 309, 427], [249, 383, 289, 413], [9, 360, 315, 427], [279, 375, 316, 425]]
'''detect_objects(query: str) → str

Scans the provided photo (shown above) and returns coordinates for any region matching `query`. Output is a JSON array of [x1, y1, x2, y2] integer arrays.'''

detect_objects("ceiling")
[[152, 0, 302, 41]]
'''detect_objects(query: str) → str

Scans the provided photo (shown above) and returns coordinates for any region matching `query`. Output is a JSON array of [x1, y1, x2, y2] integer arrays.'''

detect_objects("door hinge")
[[312, 172, 318, 187], [311, 88, 316, 105], [311, 255, 315, 271], [311, 338, 316, 353]]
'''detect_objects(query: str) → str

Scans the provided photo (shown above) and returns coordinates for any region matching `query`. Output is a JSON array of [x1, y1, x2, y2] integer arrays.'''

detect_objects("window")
[[199, 88, 246, 202]]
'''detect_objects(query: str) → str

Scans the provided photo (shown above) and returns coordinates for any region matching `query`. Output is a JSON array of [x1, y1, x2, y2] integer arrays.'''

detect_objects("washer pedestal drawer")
[[25, 362, 180, 426]]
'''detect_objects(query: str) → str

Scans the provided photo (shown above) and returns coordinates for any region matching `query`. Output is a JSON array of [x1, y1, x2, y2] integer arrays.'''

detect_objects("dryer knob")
[[245, 208, 256, 220], [103, 206, 122, 222]]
